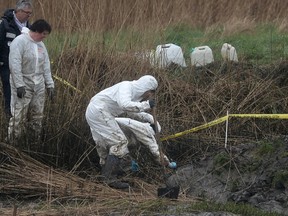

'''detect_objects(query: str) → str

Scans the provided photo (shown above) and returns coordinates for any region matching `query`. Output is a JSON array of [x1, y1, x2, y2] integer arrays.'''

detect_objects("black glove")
[[47, 87, 54, 100], [16, 86, 26, 98], [149, 99, 155, 108]]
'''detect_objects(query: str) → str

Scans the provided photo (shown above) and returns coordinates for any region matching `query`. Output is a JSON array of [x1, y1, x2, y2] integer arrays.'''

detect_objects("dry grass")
[[1, 142, 186, 215], [44, 50, 288, 160], [1, 1, 288, 214], [2, 47, 288, 167], [221, 17, 257, 37], [2, 0, 288, 32], [0, 142, 198, 216]]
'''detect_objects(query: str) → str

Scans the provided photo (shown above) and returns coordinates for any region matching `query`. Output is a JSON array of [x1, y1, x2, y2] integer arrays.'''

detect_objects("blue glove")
[[131, 160, 139, 172], [168, 161, 177, 169]]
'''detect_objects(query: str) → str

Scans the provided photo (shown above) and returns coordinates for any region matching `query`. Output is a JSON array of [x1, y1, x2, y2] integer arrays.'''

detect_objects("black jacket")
[[0, 9, 30, 66]]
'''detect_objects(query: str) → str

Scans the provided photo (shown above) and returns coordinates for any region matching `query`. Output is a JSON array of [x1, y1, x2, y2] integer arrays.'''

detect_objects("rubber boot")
[[101, 155, 130, 189], [118, 156, 133, 176]]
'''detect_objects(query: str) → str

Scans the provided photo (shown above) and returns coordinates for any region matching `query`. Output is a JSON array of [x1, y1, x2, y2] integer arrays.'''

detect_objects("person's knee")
[[109, 143, 129, 158]]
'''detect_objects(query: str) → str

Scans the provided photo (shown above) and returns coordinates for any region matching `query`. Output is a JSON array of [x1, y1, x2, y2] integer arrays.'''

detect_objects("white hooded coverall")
[[85, 75, 169, 165], [8, 29, 54, 139]]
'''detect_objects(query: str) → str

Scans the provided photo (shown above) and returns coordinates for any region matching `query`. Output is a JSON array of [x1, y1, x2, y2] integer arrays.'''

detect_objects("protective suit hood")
[[131, 75, 158, 100], [21, 27, 30, 34]]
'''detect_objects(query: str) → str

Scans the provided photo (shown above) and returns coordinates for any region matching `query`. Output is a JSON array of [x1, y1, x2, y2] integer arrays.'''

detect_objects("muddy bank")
[[167, 136, 288, 215]]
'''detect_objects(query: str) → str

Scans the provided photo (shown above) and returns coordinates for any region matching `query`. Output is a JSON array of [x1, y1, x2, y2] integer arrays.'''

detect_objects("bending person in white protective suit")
[[8, 19, 54, 144], [85, 75, 174, 189]]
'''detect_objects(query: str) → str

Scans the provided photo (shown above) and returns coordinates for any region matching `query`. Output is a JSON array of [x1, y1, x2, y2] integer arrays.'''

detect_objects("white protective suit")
[[8, 29, 54, 139], [85, 75, 169, 165]]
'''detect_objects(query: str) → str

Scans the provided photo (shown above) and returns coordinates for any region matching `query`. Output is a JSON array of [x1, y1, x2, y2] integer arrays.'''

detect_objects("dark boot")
[[101, 155, 130, 189], [118, 156, 133, 176]]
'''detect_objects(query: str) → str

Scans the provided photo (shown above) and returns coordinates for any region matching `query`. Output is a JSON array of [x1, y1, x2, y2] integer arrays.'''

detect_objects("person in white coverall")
[[8, 19, 54, 144], [86, 75, 175, 189]]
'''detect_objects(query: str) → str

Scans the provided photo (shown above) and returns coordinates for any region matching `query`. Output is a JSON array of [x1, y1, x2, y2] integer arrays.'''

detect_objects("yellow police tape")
[[49, 73, 288, 141], [229, 114, 288, 119], [161, 114, 288, 141], [52, 75, 82, 93]]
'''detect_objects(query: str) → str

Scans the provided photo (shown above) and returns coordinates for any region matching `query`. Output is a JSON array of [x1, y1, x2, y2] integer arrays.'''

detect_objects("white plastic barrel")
[[221, 43, 238, 62], [154, 43, 187, 68], [190, 46, 214, 67]]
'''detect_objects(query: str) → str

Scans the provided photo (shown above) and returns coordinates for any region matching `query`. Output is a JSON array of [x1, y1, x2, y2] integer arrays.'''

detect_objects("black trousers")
[[0, 64, 11, 115]]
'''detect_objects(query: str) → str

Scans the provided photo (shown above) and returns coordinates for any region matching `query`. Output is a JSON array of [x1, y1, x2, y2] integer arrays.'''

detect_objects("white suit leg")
[[115, 117, 169, 164], [96, 145, 108, 166], [90, 128, 109, 165], [86, 106, 129, 159], [8, 87, 31, 140], [28, 84, 45, 137]]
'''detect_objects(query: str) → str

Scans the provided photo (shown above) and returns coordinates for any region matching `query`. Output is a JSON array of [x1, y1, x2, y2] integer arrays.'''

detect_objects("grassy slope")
[[1, 1, 288, 215], [11, 23, 285, 216]]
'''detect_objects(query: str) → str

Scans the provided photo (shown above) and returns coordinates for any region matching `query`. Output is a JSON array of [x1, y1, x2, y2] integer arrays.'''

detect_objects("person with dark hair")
[[8, 19, 54, 144], [29, 19, 52, 33], [0, 0, 33, 118]]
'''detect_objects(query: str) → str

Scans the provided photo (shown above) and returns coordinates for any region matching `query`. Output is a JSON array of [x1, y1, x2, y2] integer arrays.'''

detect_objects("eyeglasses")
[[21, 10, 33, 15]]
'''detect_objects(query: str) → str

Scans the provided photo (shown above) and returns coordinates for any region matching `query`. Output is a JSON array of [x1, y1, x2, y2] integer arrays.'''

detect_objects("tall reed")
[[0, 0, 288, 171]]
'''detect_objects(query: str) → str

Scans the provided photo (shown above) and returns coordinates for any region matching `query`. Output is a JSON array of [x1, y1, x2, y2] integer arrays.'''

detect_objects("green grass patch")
[[45, 22, 288, 67], [213, 152, 231, 170], [187, 201, 282, 216], [256, 140, 276, 155]]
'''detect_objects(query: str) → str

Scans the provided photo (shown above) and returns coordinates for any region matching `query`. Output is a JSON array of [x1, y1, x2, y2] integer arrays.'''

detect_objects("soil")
[[167, 135, 288, 215]]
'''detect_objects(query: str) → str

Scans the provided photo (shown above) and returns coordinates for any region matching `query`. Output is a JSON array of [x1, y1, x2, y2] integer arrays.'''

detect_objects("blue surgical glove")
[[168, 161, 177, 169], [131, 160, 139, 172]]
